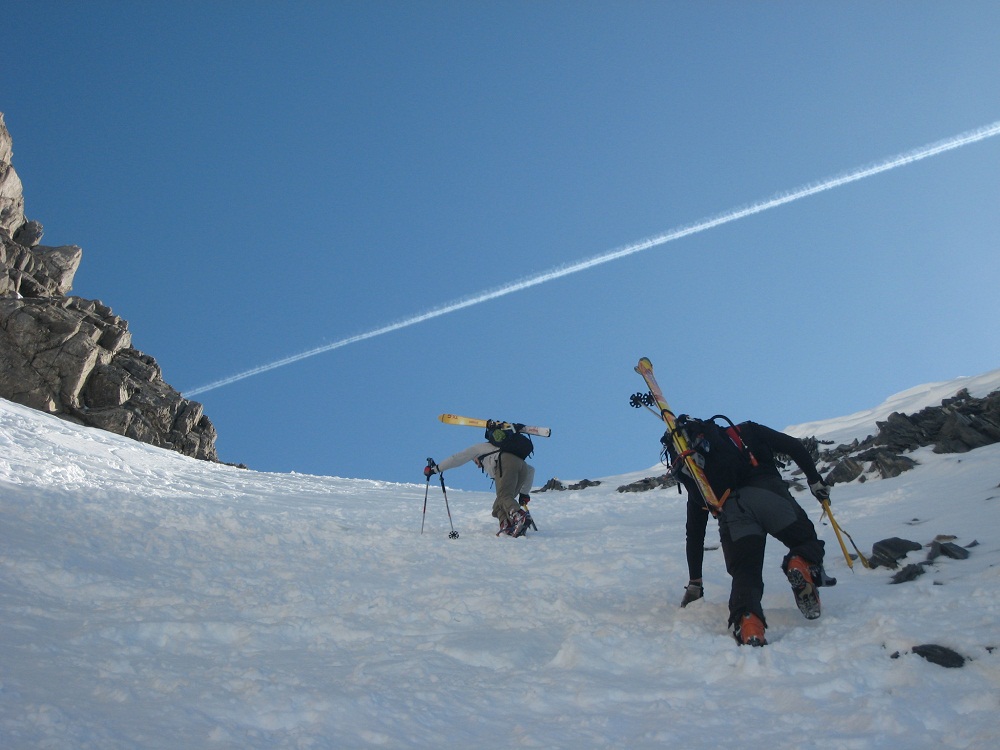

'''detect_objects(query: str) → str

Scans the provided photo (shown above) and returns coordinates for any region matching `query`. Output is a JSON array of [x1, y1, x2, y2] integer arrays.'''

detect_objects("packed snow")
[[2, 372, 999, 749]]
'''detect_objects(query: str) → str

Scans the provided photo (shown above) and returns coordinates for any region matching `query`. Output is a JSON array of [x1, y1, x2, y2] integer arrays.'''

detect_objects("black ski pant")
[[717, 482, 825, 627]]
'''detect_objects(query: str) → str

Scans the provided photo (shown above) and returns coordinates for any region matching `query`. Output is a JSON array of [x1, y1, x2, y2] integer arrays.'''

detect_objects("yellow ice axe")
[[821, 499, 871, 569]]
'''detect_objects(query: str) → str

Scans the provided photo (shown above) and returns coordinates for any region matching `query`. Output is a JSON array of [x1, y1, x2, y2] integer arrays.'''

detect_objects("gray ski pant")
[[491, 453, 531, 522]]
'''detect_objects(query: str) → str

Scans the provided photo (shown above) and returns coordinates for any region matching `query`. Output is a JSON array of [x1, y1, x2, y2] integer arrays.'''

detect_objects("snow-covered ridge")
[[785, 366, 1000, 445]]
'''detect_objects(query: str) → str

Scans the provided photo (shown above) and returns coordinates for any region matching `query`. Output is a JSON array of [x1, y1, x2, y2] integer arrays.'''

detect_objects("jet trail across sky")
[[184, 120, 1000, 398]]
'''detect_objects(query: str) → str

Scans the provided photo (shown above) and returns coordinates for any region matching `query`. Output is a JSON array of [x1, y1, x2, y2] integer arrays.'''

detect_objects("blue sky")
[[5, 1, 999, 489]]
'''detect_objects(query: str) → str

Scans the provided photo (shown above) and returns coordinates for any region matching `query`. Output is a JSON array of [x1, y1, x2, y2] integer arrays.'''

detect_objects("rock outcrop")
[[0, 112, 218, 462], [809, 388, 1000, 486], [607, 386, 1000, 495]]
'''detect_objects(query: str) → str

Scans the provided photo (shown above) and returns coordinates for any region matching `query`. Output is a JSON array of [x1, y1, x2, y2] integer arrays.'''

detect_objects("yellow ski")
[[634, 357, 725, 513], [438, 414, 551, 438]]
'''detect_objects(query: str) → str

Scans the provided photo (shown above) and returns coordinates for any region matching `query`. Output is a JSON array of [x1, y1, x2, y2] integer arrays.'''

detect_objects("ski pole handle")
[[424, 457, 439, 481]]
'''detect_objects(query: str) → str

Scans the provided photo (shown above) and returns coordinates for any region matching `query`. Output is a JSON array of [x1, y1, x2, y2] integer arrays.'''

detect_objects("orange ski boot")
[[786, 556, 821, 620], [734, 613, 767, 647]]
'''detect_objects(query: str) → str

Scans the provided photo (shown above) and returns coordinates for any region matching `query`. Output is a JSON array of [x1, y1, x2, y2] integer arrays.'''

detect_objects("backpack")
[[662, 415, 758, 502], [485, 425, 534, 460]]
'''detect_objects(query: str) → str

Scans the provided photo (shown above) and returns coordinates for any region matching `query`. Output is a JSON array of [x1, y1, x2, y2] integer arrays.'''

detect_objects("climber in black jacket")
[[671, 420, 833, 646]]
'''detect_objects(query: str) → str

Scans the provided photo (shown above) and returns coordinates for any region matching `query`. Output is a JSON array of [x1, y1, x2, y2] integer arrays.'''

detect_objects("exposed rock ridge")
[[0, 112, 218, 462], [604, 386, 1000, 494]]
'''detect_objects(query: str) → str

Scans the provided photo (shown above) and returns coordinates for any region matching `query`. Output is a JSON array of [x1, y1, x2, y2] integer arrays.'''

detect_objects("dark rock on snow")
[[537, 477, 604, 492], [926, 540, 971, 562], [869, 537, 924, 569], [889, 563, 926, 584], [911, 644, 967, 668], [616, 474, 678, 493]]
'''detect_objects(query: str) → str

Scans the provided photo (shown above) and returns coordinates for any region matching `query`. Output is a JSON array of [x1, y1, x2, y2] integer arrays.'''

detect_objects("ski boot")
[[733, 613, 767, 647], [785, 556, 821, 620]]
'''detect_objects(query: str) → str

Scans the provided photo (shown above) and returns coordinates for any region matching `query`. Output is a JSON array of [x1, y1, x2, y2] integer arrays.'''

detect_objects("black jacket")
[[682, 422, 822, 580]]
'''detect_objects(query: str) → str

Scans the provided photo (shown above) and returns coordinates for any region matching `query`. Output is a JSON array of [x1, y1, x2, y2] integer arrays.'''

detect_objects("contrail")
[[184, 120, 1000, 397]]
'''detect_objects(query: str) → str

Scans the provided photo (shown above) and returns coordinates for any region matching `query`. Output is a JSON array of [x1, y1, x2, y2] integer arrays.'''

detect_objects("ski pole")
[[822, 500, 871, 569], [421, 457, 433, 534], [439, 473, 459, 539]]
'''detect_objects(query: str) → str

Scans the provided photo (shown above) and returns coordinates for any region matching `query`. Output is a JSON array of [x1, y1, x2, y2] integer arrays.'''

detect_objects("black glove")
[[809, 479, 831, 502], [424, 463, 439, 479], [512, 422, 525, 433], [680, 581, 704, 608]]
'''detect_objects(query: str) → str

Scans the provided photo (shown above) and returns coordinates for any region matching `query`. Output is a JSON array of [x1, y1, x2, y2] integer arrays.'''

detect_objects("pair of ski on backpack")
[[634, 357, 760, 514], [660, 413, 759, 511]]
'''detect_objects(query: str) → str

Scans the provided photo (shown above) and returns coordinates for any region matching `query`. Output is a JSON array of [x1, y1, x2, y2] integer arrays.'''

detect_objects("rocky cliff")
[[0, 112, 218, 462]]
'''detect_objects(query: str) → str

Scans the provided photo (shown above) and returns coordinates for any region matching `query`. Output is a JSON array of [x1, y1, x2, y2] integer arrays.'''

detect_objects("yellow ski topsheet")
[[438, 414, 551, 438], [634, 357, 723, 512]]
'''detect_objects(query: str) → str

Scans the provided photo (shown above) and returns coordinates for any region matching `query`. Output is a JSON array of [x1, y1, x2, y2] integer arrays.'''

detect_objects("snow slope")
[[2, 373, 999, 749]]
